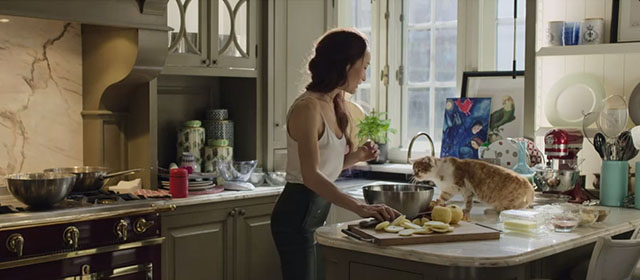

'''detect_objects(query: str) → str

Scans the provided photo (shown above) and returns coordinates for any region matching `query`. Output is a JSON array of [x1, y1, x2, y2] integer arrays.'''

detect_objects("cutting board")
[[346, 221, 500, 246]]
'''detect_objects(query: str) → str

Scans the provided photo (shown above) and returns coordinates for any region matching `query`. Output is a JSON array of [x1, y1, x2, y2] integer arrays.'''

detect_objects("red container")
[[169, 168, 188, 198], [544, 128, 583, 160]]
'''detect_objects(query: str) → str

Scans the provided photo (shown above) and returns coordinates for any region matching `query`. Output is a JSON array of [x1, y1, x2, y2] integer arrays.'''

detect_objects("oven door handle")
[[0, 237, 164, 270]]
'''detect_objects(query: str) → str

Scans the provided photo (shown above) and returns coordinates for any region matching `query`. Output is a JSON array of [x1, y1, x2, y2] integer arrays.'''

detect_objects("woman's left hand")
[[357, 141, 379, 162]]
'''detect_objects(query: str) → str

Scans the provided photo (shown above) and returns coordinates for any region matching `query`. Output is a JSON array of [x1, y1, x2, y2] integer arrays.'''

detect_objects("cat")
[[413, 156, 534, 220]]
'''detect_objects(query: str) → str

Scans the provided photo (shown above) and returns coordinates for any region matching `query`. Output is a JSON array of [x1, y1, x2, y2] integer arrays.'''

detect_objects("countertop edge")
[[316, 219, 640, 267]]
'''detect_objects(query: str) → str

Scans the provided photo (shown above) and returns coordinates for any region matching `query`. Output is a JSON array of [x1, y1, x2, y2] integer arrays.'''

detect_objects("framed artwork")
[[440, 97, 492, 159], [461, 71, 525, 144], [612, 0, 640, 42]]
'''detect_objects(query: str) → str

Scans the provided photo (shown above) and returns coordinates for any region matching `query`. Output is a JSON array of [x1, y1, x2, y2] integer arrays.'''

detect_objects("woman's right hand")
[[355, 203, 402, 221]]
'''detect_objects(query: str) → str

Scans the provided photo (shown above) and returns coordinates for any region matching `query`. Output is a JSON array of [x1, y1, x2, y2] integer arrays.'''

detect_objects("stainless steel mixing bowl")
[[5, 172, 76, 208], [362, 183, 435, 219], [533, 168, 580, 192]]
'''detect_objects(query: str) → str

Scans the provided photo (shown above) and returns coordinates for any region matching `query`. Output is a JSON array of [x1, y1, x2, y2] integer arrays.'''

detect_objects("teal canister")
[[636, 162, 640, 209], [600, 160, 629, 207], [176, 120, 206, 170]]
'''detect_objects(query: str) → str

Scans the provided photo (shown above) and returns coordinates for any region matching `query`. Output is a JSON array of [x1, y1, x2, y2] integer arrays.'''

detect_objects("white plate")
[[629, 83, 640, 125], [160, 180, 215, 188], [484, 139, 520, 170], [544, 73, 605, 127]]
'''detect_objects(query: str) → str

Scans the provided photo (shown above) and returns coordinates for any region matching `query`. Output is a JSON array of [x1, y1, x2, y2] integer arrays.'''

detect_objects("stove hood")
[[0, 0, 170, 187]]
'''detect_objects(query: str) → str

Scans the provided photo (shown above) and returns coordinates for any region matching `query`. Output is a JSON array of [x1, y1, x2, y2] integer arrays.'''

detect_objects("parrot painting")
[[489, 96, 516, 131]]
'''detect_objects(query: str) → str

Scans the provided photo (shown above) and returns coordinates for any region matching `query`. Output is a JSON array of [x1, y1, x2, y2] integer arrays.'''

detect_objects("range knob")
[[6, 233, 24, 257], [115, 220, 128, 241], [134, 218, 155, 234], [63, 226, 80, 249]]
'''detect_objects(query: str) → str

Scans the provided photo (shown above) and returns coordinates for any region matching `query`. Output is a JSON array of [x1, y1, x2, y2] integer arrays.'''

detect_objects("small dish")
[[249, 172, 265, 185], [578, 206, 599, 226], [551, 213, 580, 232], [594, 207, 610, 222]]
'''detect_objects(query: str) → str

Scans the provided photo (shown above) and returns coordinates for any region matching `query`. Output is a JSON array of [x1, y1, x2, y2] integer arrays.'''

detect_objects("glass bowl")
[[551, 213, 580, 232], [594, 207, 610, 222], [578, 206, 599, 226], [215, 160, 257, 182], [264, 172, 286, 186]]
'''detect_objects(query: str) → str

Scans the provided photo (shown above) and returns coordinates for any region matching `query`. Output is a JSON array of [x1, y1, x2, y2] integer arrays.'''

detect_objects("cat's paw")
[[462, 213, 471, 222]]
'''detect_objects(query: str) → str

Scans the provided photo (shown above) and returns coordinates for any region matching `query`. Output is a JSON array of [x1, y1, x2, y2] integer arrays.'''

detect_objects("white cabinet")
[[266, 0, 333, 170]]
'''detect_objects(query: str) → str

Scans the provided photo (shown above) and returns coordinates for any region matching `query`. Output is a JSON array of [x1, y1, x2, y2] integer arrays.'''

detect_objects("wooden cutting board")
[[346, 221, 500, 246]]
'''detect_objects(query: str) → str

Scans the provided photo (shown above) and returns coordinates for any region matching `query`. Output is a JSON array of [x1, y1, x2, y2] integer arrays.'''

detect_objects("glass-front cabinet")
[[166, 0, 257, 72]]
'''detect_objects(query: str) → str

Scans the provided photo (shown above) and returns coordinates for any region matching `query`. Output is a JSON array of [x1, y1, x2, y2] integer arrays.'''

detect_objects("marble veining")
[[0, 15, 82, 184], [316, 205, 640, 267]]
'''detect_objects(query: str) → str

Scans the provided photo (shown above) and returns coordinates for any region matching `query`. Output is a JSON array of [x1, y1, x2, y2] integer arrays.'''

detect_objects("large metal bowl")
[[44, 166, 142, 193], [5, 172, 76, 208], [533, 168, 580, 192], [362, 183, 435, 219]]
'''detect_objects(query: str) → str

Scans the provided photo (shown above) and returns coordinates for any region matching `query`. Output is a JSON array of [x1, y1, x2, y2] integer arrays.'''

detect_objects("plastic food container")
[[499, 209, 546, 234]]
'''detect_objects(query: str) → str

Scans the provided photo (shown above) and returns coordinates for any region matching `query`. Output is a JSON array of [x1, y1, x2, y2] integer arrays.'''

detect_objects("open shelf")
[[536, 42, 640, 57]]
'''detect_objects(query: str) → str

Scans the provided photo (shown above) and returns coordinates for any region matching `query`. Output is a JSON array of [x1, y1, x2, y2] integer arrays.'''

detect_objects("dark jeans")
[[271, 183, 331, 280]]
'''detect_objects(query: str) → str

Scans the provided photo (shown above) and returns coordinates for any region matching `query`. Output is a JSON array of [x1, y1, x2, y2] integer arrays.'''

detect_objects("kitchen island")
[[316, 204, 640, 280]]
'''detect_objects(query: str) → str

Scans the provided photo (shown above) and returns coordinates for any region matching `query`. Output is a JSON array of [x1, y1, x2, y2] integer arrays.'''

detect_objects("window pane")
[[435, 0, 457, 22], [407, 88, 431, 142], [407, 0, 431, 25], [435, 27, 456, 82], [497, 0, 526, 19], [356, 87, 372, 112], [354, 0, 372, 28], [433, 87, 458, 147], [407, 29, 430, 83], [496, 22, 525, 70]]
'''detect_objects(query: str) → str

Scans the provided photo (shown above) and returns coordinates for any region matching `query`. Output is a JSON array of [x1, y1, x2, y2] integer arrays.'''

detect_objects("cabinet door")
[[267, 0, 330, 169], [162, 207, 234, 280], [212, 0, 258, 69], [166, 0, 209, 67], [234, 203, 282, 280]]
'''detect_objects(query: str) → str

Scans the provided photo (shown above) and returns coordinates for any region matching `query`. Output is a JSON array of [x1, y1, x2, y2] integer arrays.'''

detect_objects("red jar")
[[170, 168, 188, 198]]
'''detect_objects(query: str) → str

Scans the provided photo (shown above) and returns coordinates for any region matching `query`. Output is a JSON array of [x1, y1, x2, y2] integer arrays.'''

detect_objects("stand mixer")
[[534, 128, 592, 203]]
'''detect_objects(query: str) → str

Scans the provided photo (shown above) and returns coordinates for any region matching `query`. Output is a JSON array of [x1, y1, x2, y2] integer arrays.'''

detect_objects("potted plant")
[[356, 111, 397, 164]]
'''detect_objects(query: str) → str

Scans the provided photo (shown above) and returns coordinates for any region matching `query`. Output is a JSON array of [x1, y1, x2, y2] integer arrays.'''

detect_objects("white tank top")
[[285, 118, 348, 184]]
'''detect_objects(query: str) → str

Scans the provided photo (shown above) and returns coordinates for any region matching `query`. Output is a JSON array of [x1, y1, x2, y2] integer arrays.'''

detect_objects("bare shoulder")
[[288, 94, 322, 140], [288, 96, 322, 126]]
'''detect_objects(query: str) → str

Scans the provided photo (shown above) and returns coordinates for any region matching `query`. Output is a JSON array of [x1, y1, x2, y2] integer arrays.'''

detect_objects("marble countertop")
[[0, 178, 385, 230], [316, 203, 640, 267]]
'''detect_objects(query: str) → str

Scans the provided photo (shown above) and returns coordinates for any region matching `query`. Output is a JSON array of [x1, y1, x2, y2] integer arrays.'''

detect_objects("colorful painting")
[[461, 71, 525, 144], [440, 97, 492, 159]]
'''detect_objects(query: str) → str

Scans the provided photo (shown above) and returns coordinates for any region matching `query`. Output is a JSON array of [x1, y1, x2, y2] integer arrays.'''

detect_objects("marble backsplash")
[[0, 16, 83, 184]]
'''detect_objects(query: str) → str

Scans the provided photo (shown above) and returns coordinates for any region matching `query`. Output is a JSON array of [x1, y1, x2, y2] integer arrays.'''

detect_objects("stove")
[[0, 190, 174, 279]]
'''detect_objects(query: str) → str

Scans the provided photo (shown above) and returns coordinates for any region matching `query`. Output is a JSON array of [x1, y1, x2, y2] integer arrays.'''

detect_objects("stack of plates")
[[160, 179, 216, 191]]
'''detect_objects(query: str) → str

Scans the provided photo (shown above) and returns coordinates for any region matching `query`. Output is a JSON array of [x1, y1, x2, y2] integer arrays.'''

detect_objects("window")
[[400, 0, 458, 152], [337, 0, 378, 113], [336, 0, 526, 162], [480, 0, 526, 71]]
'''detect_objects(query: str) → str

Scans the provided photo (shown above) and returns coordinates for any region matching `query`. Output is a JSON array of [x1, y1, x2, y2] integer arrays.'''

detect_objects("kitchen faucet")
[[407, 132, 435, 163]]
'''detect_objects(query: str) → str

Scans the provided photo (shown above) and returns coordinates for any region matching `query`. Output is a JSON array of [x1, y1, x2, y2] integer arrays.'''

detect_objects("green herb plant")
[[356, 111, 397, 145]]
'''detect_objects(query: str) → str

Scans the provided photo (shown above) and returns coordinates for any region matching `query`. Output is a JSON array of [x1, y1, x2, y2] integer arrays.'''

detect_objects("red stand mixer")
[[534, 128, 593, 203]]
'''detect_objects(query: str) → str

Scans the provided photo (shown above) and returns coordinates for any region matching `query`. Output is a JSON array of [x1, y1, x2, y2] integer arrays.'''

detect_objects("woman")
[[270, 28, 401, 280]]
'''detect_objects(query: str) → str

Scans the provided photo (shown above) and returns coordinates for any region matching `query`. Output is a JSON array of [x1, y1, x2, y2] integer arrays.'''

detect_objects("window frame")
[[387, 0, 470, 162]]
